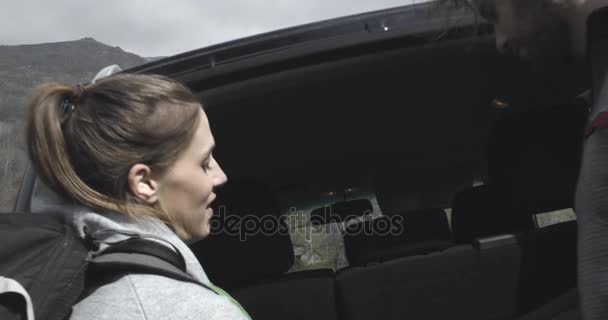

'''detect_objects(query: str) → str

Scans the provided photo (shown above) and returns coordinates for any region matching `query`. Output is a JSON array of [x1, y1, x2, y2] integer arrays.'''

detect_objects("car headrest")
[[343, 210, 453, 265], [488, 101, 588, 213], [189, 218, 294, 290], [213, 178, 281, 216], [398, 208, 452, 242], [454, 102, 587, 244], [451, 186, 533, 244], [190, 179, 294, 290]]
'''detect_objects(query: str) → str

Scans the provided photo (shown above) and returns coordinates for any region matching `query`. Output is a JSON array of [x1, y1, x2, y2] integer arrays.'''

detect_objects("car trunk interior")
[[196, 33, 589, 212], [178, 31, 587, 319]]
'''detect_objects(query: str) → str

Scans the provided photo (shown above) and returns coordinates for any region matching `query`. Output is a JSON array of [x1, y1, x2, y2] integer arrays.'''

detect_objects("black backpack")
[[0, 211, 215, 320]]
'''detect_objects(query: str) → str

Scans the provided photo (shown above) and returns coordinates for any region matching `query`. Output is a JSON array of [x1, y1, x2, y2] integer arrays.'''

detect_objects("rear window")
[[278, 188, 382, 272], [534, 208, 577, 228]]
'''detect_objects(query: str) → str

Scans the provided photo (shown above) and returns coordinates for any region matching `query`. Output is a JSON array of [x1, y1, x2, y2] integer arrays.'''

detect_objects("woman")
[[27, 73, 251, 320]]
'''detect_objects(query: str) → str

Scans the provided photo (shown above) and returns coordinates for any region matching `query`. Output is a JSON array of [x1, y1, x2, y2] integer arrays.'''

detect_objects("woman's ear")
[[128, 163, 160, 204]]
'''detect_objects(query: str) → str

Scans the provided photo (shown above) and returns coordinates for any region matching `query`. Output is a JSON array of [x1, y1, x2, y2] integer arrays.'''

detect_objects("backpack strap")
[[98, 237, 187, 271], [0, 276, 35, 320], [89, 238, 216, 294]]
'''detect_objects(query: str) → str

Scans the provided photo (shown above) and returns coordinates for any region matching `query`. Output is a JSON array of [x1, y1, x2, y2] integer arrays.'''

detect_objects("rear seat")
[[473, 220, 577, 320], [475, 234, 522, 320], [336, 245, 482, 320], [515, 289, 579, 320], [232, 269, 338, 320], [225, 217, 574, 320], [338, 220, 575, 320], [450, 101, 585, 319], [343, 208, 452, 266], [515, 220, 577, 315], [332, 103, 584, 320], [489, 101, 584, 317]]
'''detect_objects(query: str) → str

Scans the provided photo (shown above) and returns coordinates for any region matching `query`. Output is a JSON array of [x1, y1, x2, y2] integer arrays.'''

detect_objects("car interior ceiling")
[[196, 33, 589, 210]]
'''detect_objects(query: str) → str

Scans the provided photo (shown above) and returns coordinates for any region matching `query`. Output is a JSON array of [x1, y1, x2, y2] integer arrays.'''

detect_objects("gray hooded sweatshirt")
[[69, 209, 251, 320]]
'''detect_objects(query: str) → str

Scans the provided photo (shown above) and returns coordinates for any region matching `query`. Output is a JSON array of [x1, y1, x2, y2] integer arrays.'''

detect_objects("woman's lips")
[[204, 194, 217, 209]]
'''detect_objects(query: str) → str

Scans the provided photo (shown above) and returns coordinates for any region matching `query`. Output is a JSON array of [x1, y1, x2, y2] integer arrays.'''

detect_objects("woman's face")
[[157, 108, 227, 241]]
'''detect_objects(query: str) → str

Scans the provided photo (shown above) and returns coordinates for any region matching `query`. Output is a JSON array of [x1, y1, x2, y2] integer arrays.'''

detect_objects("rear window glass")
[[279, 188, 382, 272]]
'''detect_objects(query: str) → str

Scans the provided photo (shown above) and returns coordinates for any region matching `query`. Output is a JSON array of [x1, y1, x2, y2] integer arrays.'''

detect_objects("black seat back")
[[451, 185, 519, 244], [189, 179, 294, 290], [231, 269, 338, 320], [473, 220, 578, 319], [488, 101, 587, 214], [343, 208, 452, 265], [336, 245, 482, 320], [452, 101, 587, 244], [515, 221, 577, 315]]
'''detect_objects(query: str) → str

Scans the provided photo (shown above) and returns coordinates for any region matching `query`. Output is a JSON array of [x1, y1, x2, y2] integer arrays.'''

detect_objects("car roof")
[[125, 2, 486, 78]]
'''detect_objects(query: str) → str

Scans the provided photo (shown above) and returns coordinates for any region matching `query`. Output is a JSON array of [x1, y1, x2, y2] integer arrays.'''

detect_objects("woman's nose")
[[214, 164, 228, 187]]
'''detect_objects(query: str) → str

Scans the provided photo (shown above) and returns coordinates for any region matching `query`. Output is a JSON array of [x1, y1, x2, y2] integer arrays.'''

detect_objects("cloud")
[[0, 0, 432, 57]]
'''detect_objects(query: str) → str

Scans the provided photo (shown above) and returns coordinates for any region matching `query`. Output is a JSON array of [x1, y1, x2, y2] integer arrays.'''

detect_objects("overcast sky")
[[1, 0, 433, 57]]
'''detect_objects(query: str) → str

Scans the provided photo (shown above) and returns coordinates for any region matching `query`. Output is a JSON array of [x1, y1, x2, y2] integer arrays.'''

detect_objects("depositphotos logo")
[[209, 206, 405, 241]]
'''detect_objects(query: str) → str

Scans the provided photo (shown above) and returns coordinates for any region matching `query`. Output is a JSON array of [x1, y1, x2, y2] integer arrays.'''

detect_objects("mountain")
[[0, 38, 148, 211], [0, 37, 147, 121], [144, 56, 167, 62]]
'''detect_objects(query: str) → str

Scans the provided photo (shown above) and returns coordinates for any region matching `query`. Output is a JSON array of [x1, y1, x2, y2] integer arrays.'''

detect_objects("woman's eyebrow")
[[201, 144, 215, 160]]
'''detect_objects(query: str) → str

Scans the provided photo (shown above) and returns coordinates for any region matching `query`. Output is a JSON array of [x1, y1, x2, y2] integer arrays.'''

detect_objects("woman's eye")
[[202, 161, 211, 172]]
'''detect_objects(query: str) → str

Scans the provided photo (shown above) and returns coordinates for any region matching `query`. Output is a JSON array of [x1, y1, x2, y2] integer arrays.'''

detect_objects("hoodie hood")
[[72, 207, 211, 285]]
